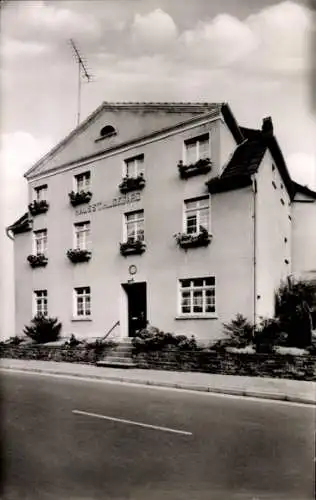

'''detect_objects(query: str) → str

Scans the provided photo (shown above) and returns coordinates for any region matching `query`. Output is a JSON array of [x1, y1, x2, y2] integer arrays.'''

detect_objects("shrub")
[[23, 315, 62, 344], [253, 318, 283, 354], [275, 277, 316, 348], [5, 336, 24, 346], [132, 326, 198, 354], [220, 314, 254, 349]]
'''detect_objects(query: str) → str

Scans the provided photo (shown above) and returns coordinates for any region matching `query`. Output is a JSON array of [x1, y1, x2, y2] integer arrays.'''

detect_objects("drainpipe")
[[252, 175, 257, 334]]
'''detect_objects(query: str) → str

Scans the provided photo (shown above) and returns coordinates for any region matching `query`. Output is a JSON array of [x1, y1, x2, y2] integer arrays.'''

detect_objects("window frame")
[[183, 196, 210, 235], [184, 133, 210, 164], [177, 277, 216, 318], [74, 171, 91, 193], [124, 210, 145, 243], [33, 289, 48, 317], [73, 286, 91, 318], [124, 154, 144, 178], [74, 221, 91, 250], [33, 229, 47, 255], [34, 184, 47, 202]]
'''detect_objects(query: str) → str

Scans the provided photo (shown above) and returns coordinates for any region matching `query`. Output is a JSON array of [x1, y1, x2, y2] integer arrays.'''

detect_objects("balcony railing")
[[174, 227, 211, 249], [120, 238, 146, 256], [68, 190, 92, 207], [67, 248, 92, 263], [178, 158, 212, 179], [119, 174, 146, 194], [28, 200, 49, 216], [27, 253, 48, 268]]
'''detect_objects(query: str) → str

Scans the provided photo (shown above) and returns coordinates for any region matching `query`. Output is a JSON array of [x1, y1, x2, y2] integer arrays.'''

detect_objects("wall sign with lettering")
[[75, 192, 141, 216]]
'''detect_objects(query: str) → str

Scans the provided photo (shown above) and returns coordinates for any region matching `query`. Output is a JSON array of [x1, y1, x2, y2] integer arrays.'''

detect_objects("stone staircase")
[[96, 338, 136, 368]]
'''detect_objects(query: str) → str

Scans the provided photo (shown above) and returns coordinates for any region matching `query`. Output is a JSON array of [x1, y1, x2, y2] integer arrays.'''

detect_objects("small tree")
[[275, 277, 315, 348], [23, 315, 62, 344], [220, 314, 254, 348]]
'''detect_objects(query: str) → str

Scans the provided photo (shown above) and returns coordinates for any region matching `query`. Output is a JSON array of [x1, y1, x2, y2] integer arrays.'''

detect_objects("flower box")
[[120, 239, 146, 256], [174, 228, 211, 249], [119, 174, 146, 194], [28, 200, 49, 216], [67, 249, 92, 263], [27, 253, 48, 268], [68, 190, 92, 207], [178, 158, 212, 179]]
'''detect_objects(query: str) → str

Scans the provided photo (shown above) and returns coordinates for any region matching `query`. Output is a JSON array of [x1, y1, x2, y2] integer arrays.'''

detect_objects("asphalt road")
[[1, 371, 315, 500]]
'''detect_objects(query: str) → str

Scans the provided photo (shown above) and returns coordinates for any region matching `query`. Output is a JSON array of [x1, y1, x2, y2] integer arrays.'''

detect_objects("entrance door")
[[123, 282, 147, 337]]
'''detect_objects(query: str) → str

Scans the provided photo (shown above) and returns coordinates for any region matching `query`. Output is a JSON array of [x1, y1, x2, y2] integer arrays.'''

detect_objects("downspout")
[[252, 175, 257, 334]]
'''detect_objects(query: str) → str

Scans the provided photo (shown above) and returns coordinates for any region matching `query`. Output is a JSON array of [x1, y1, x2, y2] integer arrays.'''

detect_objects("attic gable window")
[[99, 125, 116, 139]]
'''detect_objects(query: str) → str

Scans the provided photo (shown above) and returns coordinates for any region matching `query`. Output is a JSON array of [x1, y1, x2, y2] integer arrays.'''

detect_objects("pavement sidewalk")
[[1, 358, 315, 405]]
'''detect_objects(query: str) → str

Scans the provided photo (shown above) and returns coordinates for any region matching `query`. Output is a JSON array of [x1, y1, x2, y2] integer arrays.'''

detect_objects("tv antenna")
[[69, 39, 93, 126]]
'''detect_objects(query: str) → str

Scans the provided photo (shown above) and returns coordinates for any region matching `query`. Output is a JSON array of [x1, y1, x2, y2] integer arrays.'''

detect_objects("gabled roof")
[[292, 181, 316, 200], [207, 117, 295, 199], [24, 101, 242, 180]]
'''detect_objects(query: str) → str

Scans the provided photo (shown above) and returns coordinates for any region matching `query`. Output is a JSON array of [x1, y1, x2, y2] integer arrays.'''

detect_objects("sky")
[[0, 0, 315, 338]]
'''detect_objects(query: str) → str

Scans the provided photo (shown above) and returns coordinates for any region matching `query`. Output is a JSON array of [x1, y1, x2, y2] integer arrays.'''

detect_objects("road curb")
[[1, 365, 315, 406]]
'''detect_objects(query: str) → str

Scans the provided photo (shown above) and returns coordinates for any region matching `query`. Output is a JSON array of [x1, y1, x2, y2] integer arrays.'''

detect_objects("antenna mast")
[[69, 39, 92, 126]]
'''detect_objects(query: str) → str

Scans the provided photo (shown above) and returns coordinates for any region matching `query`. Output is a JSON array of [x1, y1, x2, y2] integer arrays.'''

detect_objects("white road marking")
[[1, 368, 315, 409], [72, 409, 193, 436]]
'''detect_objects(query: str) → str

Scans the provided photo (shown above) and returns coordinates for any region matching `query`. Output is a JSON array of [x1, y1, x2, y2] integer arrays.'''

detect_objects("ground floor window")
[[74, 287, 91, 317], [34, 290, 48, 316], [179, 277, 215, 316]]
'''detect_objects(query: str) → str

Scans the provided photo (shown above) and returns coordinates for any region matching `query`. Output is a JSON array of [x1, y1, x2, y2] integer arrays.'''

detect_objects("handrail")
[[101, 320, 120, 342]]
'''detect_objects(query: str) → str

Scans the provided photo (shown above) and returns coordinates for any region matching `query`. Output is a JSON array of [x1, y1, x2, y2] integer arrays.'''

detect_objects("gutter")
[[5, 226, 14, 241]]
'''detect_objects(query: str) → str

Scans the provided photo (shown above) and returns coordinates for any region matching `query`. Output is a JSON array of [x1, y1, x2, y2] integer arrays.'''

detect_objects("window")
[[125, 155, 144, 177], [179, 277, 216, 316], [74, 287, 91, 317], [34, 185, 47, 201], [34, 290, 48, 317], [125, 210, 144, 242], [184, 197, 209, 234], [75, 171, 90, 192], [34, 229, 47, 255], [74, 221, 90, 250], [185, 134, 210, 164], [100, 125, 116, 138]]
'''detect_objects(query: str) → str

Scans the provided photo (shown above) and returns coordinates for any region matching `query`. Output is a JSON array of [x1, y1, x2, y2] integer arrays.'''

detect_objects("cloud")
[[131, 8, 178, 52], [1, 0, 99, 41], [178, 14, 258, 67], [0, 132, 53, 224], [1, 37, 51, 58], [177, 1, 311, 76], [286, 152, 316, 189]]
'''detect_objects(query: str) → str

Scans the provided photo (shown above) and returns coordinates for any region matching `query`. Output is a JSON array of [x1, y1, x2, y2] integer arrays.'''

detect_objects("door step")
[[96, 340, 136, 368]]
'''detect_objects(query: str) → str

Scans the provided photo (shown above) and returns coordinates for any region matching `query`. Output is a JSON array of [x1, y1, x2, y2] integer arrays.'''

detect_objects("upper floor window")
[[125, 210, 144, 242], [34, 290, 48, 317], [34, 184, 47, 201], [184, 197, 209, 234], [74, 221, 90, 250], [179, 277, 216, 316], [75, 171, 90, 193], [74, 286, 91, 317], [33, 229, 47, 255], [185, 133, 210, 164], [100, 125, 116, 138], [124, 154, 144, 177]]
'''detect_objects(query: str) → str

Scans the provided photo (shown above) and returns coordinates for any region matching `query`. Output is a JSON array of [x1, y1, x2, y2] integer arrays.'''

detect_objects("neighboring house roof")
[[207, 117, 295, 199], [6, 212, 32, 239], [24, 101, 243, 180], [292, 181, 316, 200]]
